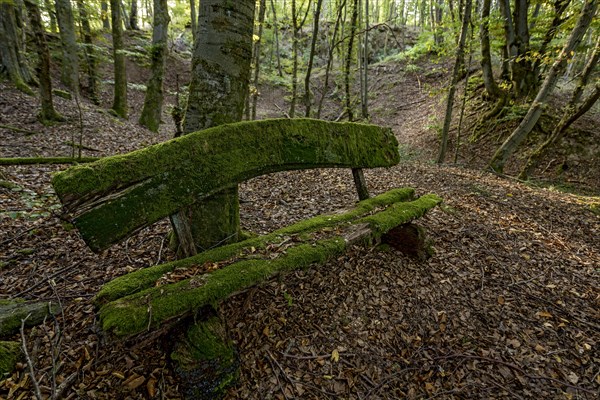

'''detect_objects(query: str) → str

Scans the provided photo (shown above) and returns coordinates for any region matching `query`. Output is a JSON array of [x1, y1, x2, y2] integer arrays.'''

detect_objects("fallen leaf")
[[331, 348, 340, 363]]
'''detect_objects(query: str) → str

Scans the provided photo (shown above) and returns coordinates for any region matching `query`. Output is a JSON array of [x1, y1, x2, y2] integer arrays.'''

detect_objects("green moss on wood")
[[95, 187, 415, 305], [0, 299, 60, 337], [0, 341, 22, 376], [52, 118, 400, 251], [98, 190, 441, 337]]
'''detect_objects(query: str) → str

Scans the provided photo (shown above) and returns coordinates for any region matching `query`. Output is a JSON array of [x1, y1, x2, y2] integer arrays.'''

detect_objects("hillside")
[[1, 31, 599, 399]]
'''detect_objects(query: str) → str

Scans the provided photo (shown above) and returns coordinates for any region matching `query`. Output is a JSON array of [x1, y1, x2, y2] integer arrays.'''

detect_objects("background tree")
[[55, 0, 80, 92], [24, 0, 62, 122], [490, 0, 598, 173], [110, 0, 128, 118], [0, 1, 35, 94], [139, 0, 170, 131]]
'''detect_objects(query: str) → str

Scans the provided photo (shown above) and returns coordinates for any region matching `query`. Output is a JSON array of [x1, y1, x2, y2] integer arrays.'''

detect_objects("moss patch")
[[95, 188, 415, 305], [52, 118, 400, 251], [0, 341, 22, 376], [0, 299, 61, 337], [98, 190, 441, 337]]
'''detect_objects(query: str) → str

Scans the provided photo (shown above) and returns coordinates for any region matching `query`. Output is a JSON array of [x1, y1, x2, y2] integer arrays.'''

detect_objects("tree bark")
[[303, 0, 324, 117], [345, 0, 359, 121], [55, 0, 80, 92], [110, 0, 128, 118], [175, 0, 256, 256], [24, 0, 62, 123], [76, 0, 99, 104], [129, 0, 139, 29], [490, 0, 598, 173], [251, 0, 267, 120], [0, 1, 35, 94], [189, 0, 196, 41], [437, 0, 472, 164], [480, 0, 501, 99], [139, 0, 170, 132]]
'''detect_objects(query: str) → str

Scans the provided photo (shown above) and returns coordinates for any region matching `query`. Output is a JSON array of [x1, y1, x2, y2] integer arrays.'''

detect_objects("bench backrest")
[[52, 118, 400, 252]]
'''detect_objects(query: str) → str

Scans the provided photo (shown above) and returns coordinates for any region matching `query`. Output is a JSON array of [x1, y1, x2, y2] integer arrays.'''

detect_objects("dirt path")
[[1, 56, 599, 399]]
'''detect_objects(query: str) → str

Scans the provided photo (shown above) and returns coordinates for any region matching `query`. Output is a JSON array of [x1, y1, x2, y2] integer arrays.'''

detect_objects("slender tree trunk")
[[532, 0, 571, 76], [189, 0, 196, 41], [24, 0, 62, 122], [121, 1, 131, 30], [480, 0, 500, 99], [110, 0, 128, 118], [437, 0, 472, 164], [129, 0, 139, 29], [270, 0, 283, 77], [251, 0, 267, 120], [304, 0, 324, 117], [317, 0, 345, 118], [139, 0, 169, 131], [490, 0, 598, 173], [511, 0, 537, 97], [43, 0, 57, 32], [55, 0, 80, 92], [76, 0, 99, 104], [520, 37, 600, 178], [361, 0, 369, 119], [101, 1, 110, 29], [0, 2, 35, 94], [289, 0, 299, 117], [173, 0, 255, 256], [345, 0, 359, 121]]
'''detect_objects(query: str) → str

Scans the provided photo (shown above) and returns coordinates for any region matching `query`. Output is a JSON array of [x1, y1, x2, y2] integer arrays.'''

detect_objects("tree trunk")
[[76, 0, 99, 104], [490, 0, 598, 173], [532, 0, 571, 77], [480, 0, 501, 99], [0, 2, 35, 94], [101, 1, 110, 29], [55, 0, 80, 92], [361, 0, 369, 120], [270, 0, 283, 77], [110, 0, 128, 118], [129, 0, 138, 29], [24, 0, 62, 122], [121, 1, 131, 30], [345, 0, 359, 121], [251, 0, 267, 120], [437, 0, 472, 164], [43, 0, 57, 32], [175, 0, 256, 256], [189, 0, 196, 41], [303, 0, 324, 117], [139, 0, 169, 132], [510, 0, 537, 97]]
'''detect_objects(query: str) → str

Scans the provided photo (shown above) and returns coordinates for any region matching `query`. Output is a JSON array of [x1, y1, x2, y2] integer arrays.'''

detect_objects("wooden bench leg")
[[171, 307, 238, 399]]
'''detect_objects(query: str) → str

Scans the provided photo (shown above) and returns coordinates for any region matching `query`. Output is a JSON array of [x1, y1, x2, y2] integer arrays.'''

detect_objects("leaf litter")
[[1, 57, 599, 399]]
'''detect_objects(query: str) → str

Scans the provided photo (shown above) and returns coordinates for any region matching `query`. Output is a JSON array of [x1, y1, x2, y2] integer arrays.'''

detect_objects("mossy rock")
[[0, 341, 22, 376], [0, 299, 60, 337]]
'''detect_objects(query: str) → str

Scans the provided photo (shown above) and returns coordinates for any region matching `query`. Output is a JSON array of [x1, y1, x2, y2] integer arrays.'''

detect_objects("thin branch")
[[21, 314, 44, 400]]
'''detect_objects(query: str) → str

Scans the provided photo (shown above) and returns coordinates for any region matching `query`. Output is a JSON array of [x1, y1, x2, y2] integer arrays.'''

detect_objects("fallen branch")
[[0, 157, 100, 165], [0, 124, 39, 136], [20, 314, 44, 400]]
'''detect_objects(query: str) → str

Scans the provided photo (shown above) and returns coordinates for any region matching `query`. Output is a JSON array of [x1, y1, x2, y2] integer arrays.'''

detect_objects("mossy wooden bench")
[[52, 118, 441, 399]]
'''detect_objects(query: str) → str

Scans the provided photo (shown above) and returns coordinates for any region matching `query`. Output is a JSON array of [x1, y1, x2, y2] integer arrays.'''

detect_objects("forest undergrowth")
[[0, 31, 599, 399]]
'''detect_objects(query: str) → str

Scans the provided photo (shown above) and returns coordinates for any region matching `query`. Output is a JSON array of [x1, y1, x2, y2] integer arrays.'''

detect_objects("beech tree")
[[490, 0, 598, 173], [55, 0, 80, 91], [139, 0, 170, 131], [0, 1, 35, 94], [110, 0, 128, 118], [172, 0, 256, 256]]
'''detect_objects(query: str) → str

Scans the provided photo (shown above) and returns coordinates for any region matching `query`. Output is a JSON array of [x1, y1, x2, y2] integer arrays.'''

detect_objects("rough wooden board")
[[51, 118, 400, 252], [98, 192, 442, 337]]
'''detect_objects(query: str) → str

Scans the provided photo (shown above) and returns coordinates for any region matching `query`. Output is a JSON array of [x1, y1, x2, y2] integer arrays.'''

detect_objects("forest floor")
[[1, 31, 599, 399]]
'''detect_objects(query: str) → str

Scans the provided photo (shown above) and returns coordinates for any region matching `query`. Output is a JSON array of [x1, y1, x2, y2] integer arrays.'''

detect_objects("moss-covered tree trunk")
[[174, 0, 255, 257], [54, 0, 80, 92], [0, 1, 35, 94], [110, 0, 128, 118], [138, 0, 169, 132], [24, 0, 62, 123], [76, 0, 99, 104]]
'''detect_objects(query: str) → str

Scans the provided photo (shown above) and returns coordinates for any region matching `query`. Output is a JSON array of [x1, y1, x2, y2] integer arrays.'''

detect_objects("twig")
[[155, 235, 167, 266], [266, 351, 290, 400], [52, 371, 78, 400], [434, 353, 597, 394], [11, 262, 81, 298], [21, 314, 44, 400]]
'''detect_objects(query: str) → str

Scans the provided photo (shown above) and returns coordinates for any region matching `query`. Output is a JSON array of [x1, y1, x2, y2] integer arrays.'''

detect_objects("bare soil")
[[1, 31, 599, 399]]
